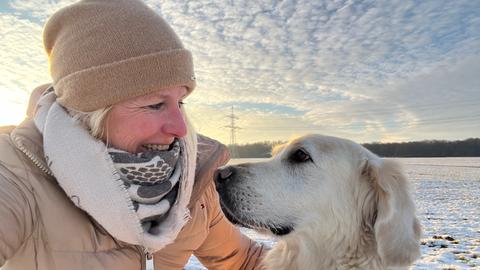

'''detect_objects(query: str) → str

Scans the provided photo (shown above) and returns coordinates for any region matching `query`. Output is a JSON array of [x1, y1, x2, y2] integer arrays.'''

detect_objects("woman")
[[0, 0, 265, 269]]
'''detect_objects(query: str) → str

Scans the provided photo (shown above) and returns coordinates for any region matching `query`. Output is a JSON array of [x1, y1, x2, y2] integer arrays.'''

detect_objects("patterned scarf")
[[108, 141, 182, 233]]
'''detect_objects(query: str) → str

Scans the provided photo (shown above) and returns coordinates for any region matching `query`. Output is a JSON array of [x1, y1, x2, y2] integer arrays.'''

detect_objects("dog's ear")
[[362, 159, 422, 267]]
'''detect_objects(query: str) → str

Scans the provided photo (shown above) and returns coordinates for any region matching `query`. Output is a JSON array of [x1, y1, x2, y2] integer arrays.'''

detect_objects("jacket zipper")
[[140, 246, 153, 270], [145, 246, 153, 259], [13, 136, 53, 176]]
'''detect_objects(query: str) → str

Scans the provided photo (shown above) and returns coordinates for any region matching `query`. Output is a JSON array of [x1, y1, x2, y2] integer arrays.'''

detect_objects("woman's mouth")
[[142, 143, 171, 151]]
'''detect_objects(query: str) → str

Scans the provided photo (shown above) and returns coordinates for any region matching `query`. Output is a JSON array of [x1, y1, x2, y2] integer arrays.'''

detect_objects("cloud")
[[381, 55, 480, 141], [8, 0, 76, 21], [0, 14, 50, 113], [1, 0, 479, 143]]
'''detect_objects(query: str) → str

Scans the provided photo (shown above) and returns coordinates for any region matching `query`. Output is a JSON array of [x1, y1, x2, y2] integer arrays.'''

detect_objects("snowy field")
[[150, 157, 480, 270]]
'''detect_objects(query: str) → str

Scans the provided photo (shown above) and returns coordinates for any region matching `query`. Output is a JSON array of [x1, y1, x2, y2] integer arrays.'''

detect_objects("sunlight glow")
[[0, 90, 29, 126]]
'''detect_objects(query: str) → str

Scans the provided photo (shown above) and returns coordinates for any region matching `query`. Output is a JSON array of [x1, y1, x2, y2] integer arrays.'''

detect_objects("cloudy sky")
[[1, 0, 479, 144]]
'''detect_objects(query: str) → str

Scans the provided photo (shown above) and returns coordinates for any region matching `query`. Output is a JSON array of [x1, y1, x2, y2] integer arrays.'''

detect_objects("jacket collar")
[[189, 134, 230, 209]]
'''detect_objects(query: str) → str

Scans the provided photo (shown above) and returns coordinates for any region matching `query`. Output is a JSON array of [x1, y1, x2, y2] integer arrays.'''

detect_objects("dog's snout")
[[214, 166, 235, 189], [218, 166, 233, 179]]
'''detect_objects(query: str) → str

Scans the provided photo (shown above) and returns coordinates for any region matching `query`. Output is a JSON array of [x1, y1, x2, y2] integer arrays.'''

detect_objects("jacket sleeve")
[[0, 165, 35, 266], [194, 182, 267, 270]]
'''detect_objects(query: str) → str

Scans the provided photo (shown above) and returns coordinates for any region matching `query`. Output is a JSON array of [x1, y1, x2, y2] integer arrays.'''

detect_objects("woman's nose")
[[163, 106, 187, 138]]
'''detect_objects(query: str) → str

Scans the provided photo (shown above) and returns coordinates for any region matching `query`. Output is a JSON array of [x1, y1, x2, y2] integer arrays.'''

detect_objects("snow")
[[401, 158, 480, 269], [148, 157, 480, 269]]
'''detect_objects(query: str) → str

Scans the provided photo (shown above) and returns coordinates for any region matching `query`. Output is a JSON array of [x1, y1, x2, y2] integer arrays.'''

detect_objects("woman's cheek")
[[138, 115, 163, 137]]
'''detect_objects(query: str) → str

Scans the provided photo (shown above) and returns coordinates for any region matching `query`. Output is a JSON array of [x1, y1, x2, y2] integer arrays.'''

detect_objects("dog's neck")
[[263, 223, 387, 270]]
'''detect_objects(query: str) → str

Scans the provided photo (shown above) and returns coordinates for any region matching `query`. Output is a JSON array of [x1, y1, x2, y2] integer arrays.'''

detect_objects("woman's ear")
[[362, 159, 422, 267]]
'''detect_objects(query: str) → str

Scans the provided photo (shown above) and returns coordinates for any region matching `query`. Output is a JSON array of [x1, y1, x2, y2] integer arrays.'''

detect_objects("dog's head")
[[215, 134, 421, 267]]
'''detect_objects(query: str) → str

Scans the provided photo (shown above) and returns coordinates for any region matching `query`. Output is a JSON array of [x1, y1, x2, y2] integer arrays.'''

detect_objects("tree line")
[[228, 138, 480, 158]]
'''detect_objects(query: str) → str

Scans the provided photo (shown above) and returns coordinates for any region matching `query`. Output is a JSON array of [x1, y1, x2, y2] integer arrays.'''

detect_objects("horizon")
[[1, 0, 479, 145], [227, 136, 480, 146]]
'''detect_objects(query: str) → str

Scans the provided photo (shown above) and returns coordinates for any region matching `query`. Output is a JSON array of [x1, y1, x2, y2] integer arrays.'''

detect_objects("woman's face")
[[104, 86, 188, 153]]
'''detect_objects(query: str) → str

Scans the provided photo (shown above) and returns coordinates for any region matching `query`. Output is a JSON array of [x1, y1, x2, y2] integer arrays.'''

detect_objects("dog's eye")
[[290, 148, 312, 163]]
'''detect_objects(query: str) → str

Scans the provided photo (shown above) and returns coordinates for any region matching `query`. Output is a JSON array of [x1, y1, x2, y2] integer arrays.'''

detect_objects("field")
[[152, 157, 480, 269], [401, 158, 479, 269]]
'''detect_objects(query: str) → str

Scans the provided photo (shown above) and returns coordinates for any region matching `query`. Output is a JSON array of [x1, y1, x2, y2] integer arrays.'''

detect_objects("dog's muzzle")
[[214, 165, 236, 190], [214, 165, 241, 224], [214, 166, 295, 236]]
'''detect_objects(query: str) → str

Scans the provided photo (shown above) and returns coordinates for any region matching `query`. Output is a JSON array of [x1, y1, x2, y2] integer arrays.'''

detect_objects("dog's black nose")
[[214, 166, 234, 189]]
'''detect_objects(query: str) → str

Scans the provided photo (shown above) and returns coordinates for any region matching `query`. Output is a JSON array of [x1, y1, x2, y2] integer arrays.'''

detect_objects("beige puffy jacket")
[[0, 119, 265, 270]]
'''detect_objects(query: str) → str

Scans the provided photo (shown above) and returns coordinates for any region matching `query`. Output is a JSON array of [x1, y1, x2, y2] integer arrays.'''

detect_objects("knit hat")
[[43, 0, 196, 112]]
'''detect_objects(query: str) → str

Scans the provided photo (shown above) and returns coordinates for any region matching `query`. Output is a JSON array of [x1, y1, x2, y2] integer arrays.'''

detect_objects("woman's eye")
[[144, 101, 184, 110], [145, 102, 164, 110]]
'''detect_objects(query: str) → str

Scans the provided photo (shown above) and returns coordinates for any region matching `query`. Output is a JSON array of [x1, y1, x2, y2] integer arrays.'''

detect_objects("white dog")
[[215, 134, 421, 270]]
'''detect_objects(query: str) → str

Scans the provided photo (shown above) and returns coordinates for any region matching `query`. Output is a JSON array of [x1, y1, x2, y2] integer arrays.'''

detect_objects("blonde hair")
[[181, 107, 196, 138], [67, 106, 112, 140]]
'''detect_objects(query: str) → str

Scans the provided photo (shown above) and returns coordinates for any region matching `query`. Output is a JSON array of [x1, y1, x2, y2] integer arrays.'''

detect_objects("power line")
[[225, 106, 240, 144], [215, 99, 480, 133], [216, 99, 480, 139]]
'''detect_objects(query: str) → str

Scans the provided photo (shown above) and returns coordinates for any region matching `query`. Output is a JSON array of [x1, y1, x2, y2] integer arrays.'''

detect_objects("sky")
[[1, 0, 479, 145]]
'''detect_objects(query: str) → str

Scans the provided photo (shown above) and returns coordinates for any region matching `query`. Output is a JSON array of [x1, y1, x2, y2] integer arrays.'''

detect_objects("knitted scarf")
[[33, 92, 197, 252]]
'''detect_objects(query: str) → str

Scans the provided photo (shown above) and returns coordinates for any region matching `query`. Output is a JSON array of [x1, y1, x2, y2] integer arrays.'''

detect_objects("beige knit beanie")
[[43, 0, 196, 112]]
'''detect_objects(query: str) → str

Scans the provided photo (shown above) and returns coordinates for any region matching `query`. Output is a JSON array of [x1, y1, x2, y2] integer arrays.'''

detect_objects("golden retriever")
[[215, 134, 422, 270]]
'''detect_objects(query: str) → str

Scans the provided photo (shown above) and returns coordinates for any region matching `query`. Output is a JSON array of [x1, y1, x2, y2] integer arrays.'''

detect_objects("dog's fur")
[[215, 134, 421, 270]]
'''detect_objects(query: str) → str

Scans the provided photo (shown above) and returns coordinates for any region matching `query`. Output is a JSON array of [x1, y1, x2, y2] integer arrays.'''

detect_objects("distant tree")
[[229, 138, 480, 158], [362, 138, 480, 157]]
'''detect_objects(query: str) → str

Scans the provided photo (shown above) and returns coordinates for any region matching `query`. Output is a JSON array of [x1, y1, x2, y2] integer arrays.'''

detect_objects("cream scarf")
[[33, 92, 197, 252]]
